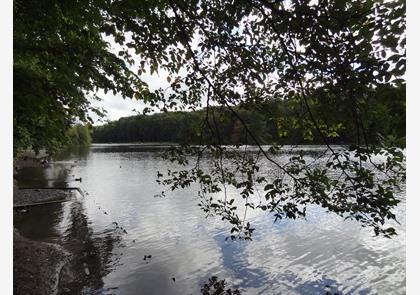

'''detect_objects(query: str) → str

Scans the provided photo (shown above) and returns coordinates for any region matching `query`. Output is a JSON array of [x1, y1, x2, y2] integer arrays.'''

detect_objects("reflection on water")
[[14, 197, 124, 294], [14, 202, 64, 242], [54, 145, 91, 161], [58, 200, 124, 294], [15, 166, 50, 188], [14, 144, 405, 294]]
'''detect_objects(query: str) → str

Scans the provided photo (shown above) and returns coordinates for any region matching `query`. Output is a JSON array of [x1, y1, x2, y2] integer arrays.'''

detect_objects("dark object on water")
[[120, 166, 122, 168], [172, 277, 176, 282], [325, 284, 340, 295], [104, 212, 108, 215], [143, 255, 152, 260], [123, 229, 127, 234], [132, 240, 135, 243], [75, 177, 82, 182]]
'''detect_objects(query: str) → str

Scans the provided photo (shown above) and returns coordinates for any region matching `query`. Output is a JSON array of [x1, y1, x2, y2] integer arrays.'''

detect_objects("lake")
[[14, 144, 406, 295]]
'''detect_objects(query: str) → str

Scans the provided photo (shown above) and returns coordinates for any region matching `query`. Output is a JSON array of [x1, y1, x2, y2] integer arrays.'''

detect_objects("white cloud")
[[88, 71, 170, 125], [88, 91, 144, 124]]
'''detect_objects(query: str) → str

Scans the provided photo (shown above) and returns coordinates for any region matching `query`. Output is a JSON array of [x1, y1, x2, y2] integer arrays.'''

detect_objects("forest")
[[93, 85, 405, 146]]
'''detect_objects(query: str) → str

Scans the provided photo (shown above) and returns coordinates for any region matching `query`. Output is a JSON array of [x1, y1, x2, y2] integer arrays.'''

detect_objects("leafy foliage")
[[13, 0, 142, 155], [66, 124, 92, 147], [148, 0, 405, 238], [201, 276, 241, 295]]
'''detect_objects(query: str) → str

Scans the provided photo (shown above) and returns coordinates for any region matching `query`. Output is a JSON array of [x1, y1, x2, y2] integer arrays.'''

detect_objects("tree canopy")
[[13, 0, 142, 154], [14, 0, 405, 238]]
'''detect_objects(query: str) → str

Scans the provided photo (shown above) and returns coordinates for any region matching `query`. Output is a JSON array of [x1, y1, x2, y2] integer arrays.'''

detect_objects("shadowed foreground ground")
[[13, 229, 70, 295]]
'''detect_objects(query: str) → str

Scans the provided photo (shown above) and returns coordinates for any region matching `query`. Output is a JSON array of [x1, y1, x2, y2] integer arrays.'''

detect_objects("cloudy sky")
[[89, 91, 140, 124], [88, 60, 175, 125]]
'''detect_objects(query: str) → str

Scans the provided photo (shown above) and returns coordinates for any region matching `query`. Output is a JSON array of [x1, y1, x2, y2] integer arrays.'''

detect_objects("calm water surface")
[[14, 144, 406, 295]]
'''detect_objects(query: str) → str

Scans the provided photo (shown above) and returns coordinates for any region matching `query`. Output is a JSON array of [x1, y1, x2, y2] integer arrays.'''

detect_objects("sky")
[[89, 91, 141, 124], [88, 67, 181, 125]]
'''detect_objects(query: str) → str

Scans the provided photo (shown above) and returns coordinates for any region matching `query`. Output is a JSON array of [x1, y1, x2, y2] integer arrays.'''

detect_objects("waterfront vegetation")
[[66, 124, 92, 147]]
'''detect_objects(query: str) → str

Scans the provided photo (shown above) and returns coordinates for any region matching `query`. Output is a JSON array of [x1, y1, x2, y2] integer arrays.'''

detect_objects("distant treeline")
[[92, 85, 405, 146]]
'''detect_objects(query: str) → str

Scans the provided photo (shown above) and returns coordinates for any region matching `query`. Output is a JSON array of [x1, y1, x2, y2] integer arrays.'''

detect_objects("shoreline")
[[13, 156, 74, 295]]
